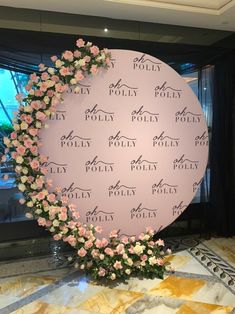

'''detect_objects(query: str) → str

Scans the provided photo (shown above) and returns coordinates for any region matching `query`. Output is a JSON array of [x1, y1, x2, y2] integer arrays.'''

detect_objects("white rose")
[[50, 226, 55, 232], [133, 244, 144, 255], [3, 137, 10, 145], [75, 59, 86, 67], [125, 269, 131, 275], [55, 60, 64, 68], [21, 176, 28, 183], [18, 183, 26, 192], [110, 273, 116, 280], [149, 256, 157, 266], [70, 78, 77, 85], [35, 209, 42, 215], [99, 254, 105, 260], [144, 234, 150, 241], [31, 183, 38, 190], [48, 67, 55, 75], [22, 168, 28, 174], [53, 219, 60, 227], [62, 228, 68, 234], [43, 96, 50, 104], [13, 124, 20, 131], [16, 156, 24, 164], [27, 201, 33, 207], [46, 80, 55, 88], [15, 165, 22, 172], [24, 105, 33, 113], [147, 250, 153, 255], [35, 121, 42, 129], [127, 258, 133, 266]]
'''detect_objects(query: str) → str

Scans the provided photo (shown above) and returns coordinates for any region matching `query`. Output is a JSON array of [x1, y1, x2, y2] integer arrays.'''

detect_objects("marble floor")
[[0, 236, 234, 314]]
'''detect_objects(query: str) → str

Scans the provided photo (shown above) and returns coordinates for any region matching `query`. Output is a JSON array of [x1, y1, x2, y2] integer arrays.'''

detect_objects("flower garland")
[[1, 39, 170, 281]]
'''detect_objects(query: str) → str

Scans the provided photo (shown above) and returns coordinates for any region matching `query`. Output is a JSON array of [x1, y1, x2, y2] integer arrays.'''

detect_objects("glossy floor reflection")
[[0, 236, 234, 314]]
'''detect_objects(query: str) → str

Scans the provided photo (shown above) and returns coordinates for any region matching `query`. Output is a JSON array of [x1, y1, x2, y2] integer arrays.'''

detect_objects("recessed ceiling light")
[[104, 28, 108, 32]]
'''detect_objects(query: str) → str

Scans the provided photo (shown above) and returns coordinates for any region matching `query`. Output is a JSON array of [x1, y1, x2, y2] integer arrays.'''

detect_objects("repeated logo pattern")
[[40, 50, 208, 237]]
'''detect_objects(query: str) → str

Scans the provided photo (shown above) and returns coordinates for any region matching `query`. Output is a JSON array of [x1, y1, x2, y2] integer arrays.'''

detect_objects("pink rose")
[[113, 261, 122, 270], [38, 217, 46, 226], [30, 159, 39, 169], [66, 235, 76, 246], [95, 239, 102, 249], [116, 243, 125, 255], [78, 227, 86, 237], [46, 89, 54, 97], [36, 111, 47, 121], [30, 73, 38, 81], [24, 115, 33, 124], [85, 240, 93, 249], [146, 226, 154, 235], [98, 267, 106, 277], [68, 221, 76, 229], [90, 64, 98, 75], [30, 146, 38, 155], [62, 50, 74, 61], [95, 226, 103, 233], [78, 248, 87, 257], [16, 146, 26, 155], [75, 70, 84, 82], [155, 239, 164, 247], [51, 55, 58, 62], [104, 247, 114, 257], [37, 191, 46, 200], [35, 90, 43, 97], [156, 258, 164, 266], [101, 238, 109, 247], [10, 132, 17, 140], [31, 100, 41, 110], [121, 236, 129, 244], [90, 45, 99, 56], [74, 50, 81, 58], [41, 72, 49, 81], [76, 38, 85, 48], [47, 194, 56, 202], [61, 195, 68, 204], [58, 212, 67, 221], [109, 229, 118, 238], [59, 67, 71, 76], [53, 233, 62, 241], [51, 75, 60, 82], [28, 128, 38, 137], [141, 254, 148, 261]]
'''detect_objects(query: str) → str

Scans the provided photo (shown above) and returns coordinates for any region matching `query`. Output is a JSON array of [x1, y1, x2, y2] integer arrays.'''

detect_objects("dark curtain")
[[0, 28, 234, 236], [209, 53, 235, 236]]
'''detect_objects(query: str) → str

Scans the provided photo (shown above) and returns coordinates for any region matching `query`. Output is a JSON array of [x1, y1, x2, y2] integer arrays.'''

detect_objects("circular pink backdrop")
[[40, 50, 208, 237]]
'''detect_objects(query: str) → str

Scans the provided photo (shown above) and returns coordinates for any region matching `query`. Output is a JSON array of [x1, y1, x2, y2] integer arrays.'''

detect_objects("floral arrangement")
[[1, 39, 170, 281]]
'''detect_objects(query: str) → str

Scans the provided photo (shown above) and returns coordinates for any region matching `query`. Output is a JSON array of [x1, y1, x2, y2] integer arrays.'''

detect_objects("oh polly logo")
[[61, 182, 91, 199], [49, 110, 67, 121], [41, 160, 68, 174], [109, 79, 138, 96], [133, 54, 161, 72], [131, 105, 159, 123], [85, 156, 114, 173], [60, 130, 91, 148], [195, 131, 208, 147], [153, 131, 179, 148], [75, 82, 91, 95], [108, 180, 136, 197], [154, 81, 182, 98], [173, 154, 199, 170], [130, 155, 158, 171], [175, 107, 202, 123], [84, 104, 114, 122], [85, 206, 115, 223], [193, 178, 203, 193], [130, 203, 158, 219], [172, 201, 187, 216], [152, 179, 178, 195], [108, 131, 136, 148]]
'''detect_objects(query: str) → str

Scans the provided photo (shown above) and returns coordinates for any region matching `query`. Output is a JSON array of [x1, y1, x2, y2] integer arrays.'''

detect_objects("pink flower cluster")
[[1, 38, 168, 281]]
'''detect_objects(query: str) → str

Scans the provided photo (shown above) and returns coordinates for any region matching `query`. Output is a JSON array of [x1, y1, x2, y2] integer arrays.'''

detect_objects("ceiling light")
[[104, 28, 108, 32]]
